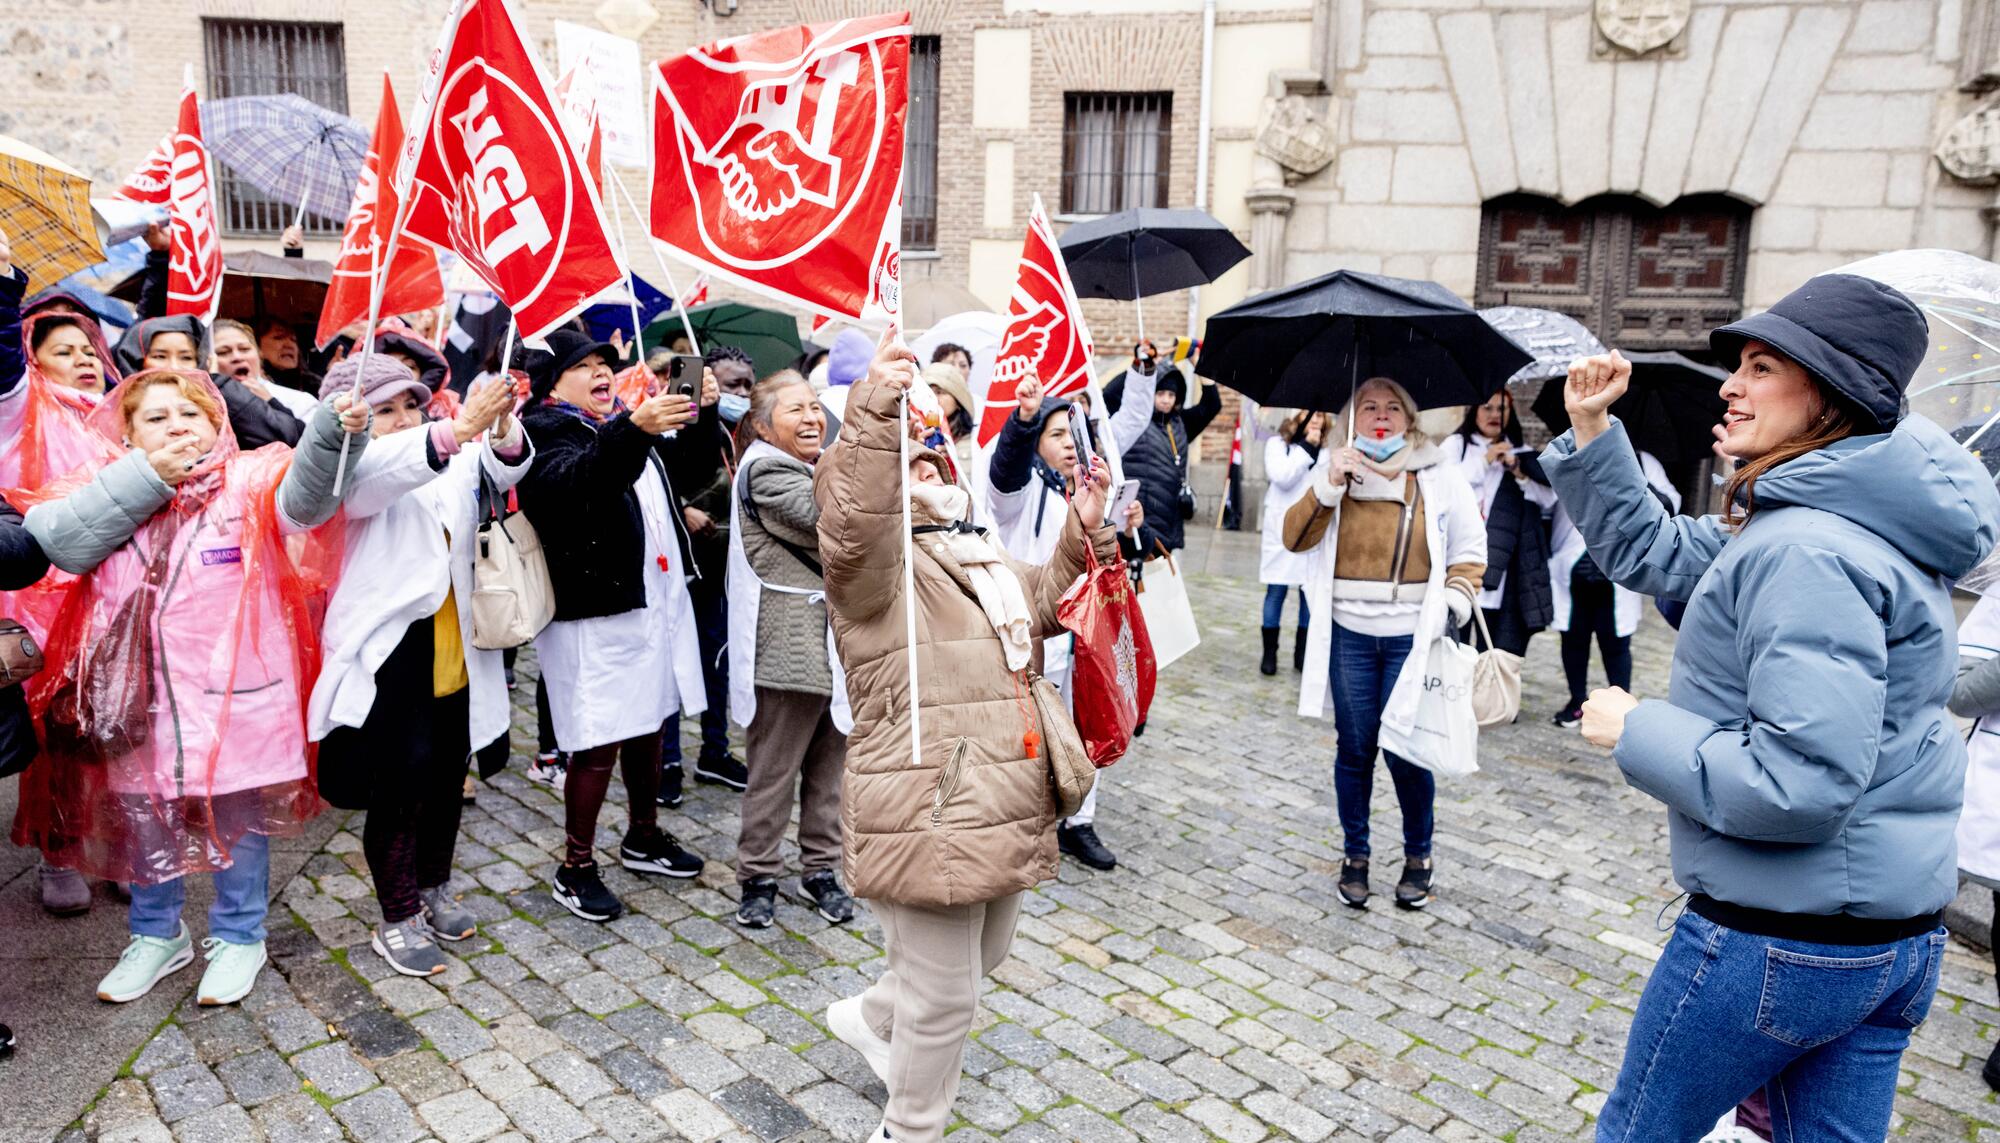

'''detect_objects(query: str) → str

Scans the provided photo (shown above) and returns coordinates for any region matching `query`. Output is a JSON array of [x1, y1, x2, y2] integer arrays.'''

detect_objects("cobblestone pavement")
[[38, 571, 2000, 1142]]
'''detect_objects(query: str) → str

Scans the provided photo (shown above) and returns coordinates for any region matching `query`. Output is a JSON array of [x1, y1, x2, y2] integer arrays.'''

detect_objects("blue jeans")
[[128, 831, 271, 946], [1328, 623, 1433, 860], [1598, 909, 1945, 1142], [662, 582, 731, 767], [1262, 583, 1310, 629]]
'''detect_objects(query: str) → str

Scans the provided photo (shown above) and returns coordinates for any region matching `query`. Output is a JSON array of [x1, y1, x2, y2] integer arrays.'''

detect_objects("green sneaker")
[[97, 925, 194, 1003], [196, 937, 266, 1006]]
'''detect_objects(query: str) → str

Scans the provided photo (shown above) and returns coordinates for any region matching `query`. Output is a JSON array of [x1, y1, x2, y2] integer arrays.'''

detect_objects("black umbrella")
[[1195, 269, 1531, 412], [1058, 207, 1250, 342], [1531, 350, 1728, 464]]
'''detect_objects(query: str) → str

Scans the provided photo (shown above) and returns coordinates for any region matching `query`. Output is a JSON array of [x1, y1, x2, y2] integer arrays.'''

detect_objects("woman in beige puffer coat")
[[814, 341, 1118, 1143]]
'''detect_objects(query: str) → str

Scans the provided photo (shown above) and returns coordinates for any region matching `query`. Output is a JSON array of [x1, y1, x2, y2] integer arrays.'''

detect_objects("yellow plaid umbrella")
[[0, 135, 104, 286]]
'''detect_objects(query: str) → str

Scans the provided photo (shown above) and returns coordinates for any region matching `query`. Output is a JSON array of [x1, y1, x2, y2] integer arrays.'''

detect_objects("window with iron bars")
[[1061, 92, 1171, 216], [202, 19, 349, 238], [902, 36, 940, 250]]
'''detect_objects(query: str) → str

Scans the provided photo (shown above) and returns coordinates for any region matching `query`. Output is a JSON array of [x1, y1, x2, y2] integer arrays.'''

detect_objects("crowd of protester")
[[5, 213, 2000, 1141]]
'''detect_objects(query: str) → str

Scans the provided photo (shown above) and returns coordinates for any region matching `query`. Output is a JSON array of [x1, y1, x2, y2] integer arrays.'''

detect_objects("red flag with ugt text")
[[165, 69, 223, 324], [650, 14, 908, 325], [976, 195, 1096, 448], [398, 0, 625, 342], [115, 134, 173, 205], [317, 74, 445, 348]]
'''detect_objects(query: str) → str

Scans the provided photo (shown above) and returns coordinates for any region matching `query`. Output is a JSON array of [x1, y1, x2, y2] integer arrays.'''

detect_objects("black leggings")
[[563, 730, 663, 867], [1561, 574, 1630, 707], [324, 620, 472, 924]]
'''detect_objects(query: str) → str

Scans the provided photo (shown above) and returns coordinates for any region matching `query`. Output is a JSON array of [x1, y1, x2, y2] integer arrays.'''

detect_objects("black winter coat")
[[1479, 450, 1555, 631], [217, 377, 306, 451], [0, 500, 50, 779], [1103, 370, 1222, 553], [518, 400, 727, 622]]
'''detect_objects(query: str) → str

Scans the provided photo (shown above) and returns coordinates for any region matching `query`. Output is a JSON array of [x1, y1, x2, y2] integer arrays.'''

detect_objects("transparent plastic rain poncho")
[[9, 369, 343, 885], [0, 309, 124, 646]]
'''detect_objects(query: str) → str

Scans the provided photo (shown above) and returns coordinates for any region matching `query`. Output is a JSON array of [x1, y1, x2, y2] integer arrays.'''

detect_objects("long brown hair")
[[1721, 381, 1861, 527]]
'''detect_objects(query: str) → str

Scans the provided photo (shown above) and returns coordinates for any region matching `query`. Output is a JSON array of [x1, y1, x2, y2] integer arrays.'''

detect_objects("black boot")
[[1259, 627, 1280, 676], [1293, 627, 1308, 671]]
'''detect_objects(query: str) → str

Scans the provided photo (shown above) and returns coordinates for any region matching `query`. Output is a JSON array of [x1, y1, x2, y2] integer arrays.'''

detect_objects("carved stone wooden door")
[[1475, 194, 1750, 354]]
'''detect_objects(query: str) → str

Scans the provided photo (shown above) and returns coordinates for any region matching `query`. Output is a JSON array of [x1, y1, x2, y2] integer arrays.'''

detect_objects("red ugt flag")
[[165, 67, 223, 324], [977, 195, 1096, 448], [650, 14, 909, 325], [398, 0, 625, 342], [317, 74, 445, 348], [115, 134, 173, 205]]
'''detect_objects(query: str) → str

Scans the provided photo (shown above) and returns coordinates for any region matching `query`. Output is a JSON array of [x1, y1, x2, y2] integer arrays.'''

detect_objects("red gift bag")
[[1058, 540, 1157, 768]]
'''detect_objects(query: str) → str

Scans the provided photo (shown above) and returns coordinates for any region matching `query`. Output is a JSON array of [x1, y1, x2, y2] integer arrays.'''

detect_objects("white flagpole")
[[498, 314, 519, 382], [602, 164, 647, 356], [331, 0, 464, 496], [899, 382, 922, 770], [610, 169, 702, 356]]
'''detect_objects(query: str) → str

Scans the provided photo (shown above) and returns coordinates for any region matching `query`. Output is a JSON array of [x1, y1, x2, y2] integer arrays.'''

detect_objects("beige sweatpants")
[[859, 891, 1024, 1142], [738, 686, 847, 882]]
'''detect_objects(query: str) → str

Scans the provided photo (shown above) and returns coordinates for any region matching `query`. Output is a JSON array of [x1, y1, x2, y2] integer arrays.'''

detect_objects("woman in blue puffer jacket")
[[1540, 274, 2000, 1142]]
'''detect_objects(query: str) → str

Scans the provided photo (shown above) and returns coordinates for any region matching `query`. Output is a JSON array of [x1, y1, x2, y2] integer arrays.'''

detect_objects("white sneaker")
[[867, 1124, 891, 1142], [526, 752, 568, 792], [827, 995, 891, 1085]]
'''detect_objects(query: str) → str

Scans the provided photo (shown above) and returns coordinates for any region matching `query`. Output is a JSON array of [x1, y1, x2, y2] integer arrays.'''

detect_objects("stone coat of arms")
[[1595, 0, 1691, 55]]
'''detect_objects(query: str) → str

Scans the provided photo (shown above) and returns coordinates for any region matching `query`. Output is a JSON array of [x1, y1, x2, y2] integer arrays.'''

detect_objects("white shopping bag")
[[1379, 633, 1480, 777], [1136, 547, 1200, 669]]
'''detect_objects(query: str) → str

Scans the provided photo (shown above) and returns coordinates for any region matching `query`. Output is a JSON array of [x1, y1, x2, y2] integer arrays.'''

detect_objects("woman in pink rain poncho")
[[14, 367, 369, 1006], [0, 229, 124, 917]]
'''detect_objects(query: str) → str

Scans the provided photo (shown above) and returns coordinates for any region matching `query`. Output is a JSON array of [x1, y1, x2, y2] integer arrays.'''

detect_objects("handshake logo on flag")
[[698, 48, 861, 223], [651, 13, 909, 323]]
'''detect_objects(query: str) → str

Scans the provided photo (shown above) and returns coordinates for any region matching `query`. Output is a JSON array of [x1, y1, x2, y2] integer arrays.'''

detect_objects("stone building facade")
[[6, 0, 1999, 487]]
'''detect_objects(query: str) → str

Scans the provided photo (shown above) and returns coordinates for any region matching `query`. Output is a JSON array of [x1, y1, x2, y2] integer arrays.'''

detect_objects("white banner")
[[555, 20, 647, 168]]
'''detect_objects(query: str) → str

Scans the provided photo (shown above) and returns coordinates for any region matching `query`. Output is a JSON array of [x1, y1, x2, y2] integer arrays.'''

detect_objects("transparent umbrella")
[[1837, 249, 2000, 445]]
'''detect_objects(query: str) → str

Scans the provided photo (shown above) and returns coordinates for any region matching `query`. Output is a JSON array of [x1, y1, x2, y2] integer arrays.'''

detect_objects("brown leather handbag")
[[0, 619, 43, 687]]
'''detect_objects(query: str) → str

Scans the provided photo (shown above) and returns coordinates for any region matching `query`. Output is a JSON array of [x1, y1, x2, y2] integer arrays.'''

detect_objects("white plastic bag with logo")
[[1378, 632, 1480, 777]]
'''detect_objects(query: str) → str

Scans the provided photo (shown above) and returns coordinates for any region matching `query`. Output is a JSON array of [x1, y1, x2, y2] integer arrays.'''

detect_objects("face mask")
[[717, 393, 750, 424], [1354, 432, 1406, 462]]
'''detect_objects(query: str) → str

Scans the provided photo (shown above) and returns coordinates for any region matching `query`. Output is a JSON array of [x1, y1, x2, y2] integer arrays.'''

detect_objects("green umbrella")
[[643, 301, 804, 378]]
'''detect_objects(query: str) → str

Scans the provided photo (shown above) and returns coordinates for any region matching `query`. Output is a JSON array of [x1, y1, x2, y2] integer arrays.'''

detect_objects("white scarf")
[[911, 483, 1034, 671]]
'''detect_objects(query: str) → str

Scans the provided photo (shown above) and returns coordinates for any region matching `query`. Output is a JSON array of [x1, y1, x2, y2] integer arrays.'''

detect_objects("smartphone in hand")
[[667, 353, 703, 397]]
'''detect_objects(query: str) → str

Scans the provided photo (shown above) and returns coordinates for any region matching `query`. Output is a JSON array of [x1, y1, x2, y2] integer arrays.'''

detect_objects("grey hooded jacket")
[[1541, 416, 2000, 919]]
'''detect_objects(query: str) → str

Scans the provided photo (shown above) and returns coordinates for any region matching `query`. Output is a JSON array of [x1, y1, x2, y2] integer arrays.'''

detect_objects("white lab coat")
[[535, 451, 707, 752], [308, 423, 533, 751], [1296, 447, 1488, 730], [1447, 433, 1557, 609], [1959, 595, 2000, 887], [1259, 437, 1316, 585], [725, 439, 853, 732], [1549, 447, 1678, 637]]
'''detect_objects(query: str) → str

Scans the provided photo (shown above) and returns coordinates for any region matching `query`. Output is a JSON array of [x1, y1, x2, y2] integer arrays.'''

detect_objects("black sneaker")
[[1553, 705, 1583, 730], [736, 877, 778, 928], [552, 862, 623, 923], [1058, 823, 1117, 870], [1337, 858, 1370, 908], [1984, 1041, 2000, 1093], [620, 829, 704, 879], [694, 753, 749, 791], [657, 764, 685, 808], [799, 870, 855, 924], [0, 1020, 13, 1058], [1395, 857, 1435, 910]]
